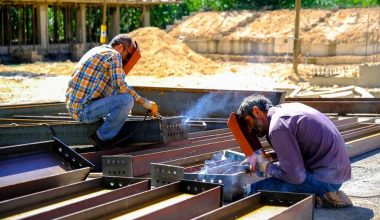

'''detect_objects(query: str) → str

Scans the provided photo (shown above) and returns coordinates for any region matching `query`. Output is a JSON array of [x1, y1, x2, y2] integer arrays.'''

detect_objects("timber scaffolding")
[[0, 0, 182, 63], [0, 88, 380, 219]]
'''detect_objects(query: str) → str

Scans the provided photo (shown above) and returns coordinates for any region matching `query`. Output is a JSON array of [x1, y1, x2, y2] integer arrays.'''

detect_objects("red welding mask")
[[227, 112, 263, 157], [123, 41, 141, 75]]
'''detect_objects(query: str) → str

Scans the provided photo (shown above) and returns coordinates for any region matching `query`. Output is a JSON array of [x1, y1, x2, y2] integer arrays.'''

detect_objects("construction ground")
[[0, 7, 380, 220]]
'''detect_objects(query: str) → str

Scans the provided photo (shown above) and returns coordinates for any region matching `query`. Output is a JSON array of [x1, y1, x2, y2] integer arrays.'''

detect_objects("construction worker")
[[66, 33, 158, 149], [237, 95, 353, 208]]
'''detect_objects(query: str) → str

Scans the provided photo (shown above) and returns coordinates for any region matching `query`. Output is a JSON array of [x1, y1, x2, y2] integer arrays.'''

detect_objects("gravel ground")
[[315, 148, 380, 220]]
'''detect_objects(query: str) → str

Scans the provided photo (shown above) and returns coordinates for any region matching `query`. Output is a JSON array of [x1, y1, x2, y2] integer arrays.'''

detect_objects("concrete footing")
[[310, 64, 380, 87], [185, 39, 380, 57]]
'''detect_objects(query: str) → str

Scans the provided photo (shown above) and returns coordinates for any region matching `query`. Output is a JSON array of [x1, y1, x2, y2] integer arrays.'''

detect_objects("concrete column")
[[142, 5, 150, 27], [38, 3, 48, 51], [111, 6, 120, 37], [76, 4, 86, 45]]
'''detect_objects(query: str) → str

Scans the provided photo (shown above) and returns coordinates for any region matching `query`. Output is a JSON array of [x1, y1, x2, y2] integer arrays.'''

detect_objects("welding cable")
[[346, 194, 380, 198], [110, 111, 152, 147], [40, 123, 57, 137]]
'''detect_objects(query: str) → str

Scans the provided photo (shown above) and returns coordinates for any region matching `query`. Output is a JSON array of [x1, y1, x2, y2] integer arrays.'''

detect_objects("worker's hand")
[[143, 99, 159, 117], [245, 154, 257, 169], [255, 150, 271, 173]]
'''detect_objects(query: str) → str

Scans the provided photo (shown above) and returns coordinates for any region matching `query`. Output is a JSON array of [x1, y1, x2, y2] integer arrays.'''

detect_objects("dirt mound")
[[128, 27, 220, 76], [169, 10, 258, 40], [304, 8, 380, 44], [0, 61, 75, 76], [169, 8, 380, 44], [218, 9, 330, 42]]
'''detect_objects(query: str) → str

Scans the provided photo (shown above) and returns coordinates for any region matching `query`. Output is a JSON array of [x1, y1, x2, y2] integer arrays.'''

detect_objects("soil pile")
[[169, 8, 380, 44], [304, 8, 380, 44], [169, 10, 257, 40], [128, 27, 220, 77]]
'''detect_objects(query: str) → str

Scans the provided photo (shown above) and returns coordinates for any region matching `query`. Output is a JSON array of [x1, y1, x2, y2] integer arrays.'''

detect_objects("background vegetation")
[[150, 0, 380, 28]]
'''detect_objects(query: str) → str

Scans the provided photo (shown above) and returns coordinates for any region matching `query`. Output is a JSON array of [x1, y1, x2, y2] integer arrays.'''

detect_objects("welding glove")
[[255, 150, 271, 173], [142, 99, 159, 117]]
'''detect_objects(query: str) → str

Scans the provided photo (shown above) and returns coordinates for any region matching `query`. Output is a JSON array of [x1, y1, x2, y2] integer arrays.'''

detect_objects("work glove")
[[255, 149, 271, 173], [142, 99, 159, 117], [245, 150, 271, 173]]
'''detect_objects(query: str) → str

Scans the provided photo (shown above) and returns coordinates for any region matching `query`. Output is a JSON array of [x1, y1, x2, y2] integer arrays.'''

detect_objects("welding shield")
[[123, 41, 141, 75], [227, 112, 263, 157]]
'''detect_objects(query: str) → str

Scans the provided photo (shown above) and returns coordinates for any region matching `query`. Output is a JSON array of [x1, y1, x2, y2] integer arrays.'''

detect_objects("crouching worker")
[[66, 33, 158, 149], [237, 95, 353, 208]]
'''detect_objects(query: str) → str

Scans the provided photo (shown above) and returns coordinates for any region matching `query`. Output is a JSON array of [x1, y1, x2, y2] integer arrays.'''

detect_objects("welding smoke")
[[184, 93, 239, 119]]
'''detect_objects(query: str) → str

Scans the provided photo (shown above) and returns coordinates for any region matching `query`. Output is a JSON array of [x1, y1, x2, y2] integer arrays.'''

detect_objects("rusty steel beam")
[[102, 138, 240, 177], [0, 138, 94, 201], [286, 97, 380, 115], [0, 118, 74, 125], [0, 102, 66, 118], [81, 129, 235, 171], [0, 168, 90, 202], [0, 116, 188, 146], [106, 123, 380, 177], [151, 149, 263, 201], [193, 191, 314, 220], [0, 177, 150, 219], [132, 86, 286, 118], [56, 180, 222, 220], [149, 122, 380, 182]]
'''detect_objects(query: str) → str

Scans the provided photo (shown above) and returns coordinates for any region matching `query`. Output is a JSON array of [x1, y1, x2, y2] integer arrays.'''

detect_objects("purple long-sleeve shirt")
[[266, 103, 351, 185]]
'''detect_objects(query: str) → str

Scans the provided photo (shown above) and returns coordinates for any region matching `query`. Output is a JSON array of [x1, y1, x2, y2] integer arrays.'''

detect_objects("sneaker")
[[89, 133, 115, 150], [315, 191, 352, 208]]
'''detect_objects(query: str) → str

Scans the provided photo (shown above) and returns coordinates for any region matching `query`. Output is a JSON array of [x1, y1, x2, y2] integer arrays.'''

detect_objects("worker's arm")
[[266, 119, 307, 184], [107, 53, 158, 115]]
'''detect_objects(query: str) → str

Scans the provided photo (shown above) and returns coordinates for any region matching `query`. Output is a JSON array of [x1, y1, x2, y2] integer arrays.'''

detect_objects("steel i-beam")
[[0, 116, 188, 146], [194, 191, 314, 220], [56, 180, 223, 220], [0, 177, 150, 220]]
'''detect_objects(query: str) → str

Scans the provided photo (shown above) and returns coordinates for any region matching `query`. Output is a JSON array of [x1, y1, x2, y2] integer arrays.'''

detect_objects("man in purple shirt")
[[237, 95, 352, 208]]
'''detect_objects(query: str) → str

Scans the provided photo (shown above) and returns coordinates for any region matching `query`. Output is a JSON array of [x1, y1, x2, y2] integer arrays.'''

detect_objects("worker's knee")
[[118, 94, 134, 109]]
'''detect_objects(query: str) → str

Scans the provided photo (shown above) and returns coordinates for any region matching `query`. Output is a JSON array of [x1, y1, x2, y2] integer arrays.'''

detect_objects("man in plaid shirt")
[[66, 34, 158, 149]]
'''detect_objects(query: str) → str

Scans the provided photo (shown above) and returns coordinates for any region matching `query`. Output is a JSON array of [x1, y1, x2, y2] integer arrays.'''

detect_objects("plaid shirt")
[[66, 45, 143, 120]]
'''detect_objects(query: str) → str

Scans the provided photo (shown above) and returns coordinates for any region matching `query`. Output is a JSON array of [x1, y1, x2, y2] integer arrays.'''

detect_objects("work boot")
[[336, 190, 353, 207], [89, 133, 115, 150], [315, 191, 352, 208]]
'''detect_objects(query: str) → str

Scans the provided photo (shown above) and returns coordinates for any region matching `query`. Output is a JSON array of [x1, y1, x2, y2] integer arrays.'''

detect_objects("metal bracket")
[[150, 163, 184, 187], [52, 137, 95, 170], [102, 155, 133, 177]]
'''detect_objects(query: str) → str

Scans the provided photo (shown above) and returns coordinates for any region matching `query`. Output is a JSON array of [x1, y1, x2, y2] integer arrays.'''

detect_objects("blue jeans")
[[78, 94, 134, 141], [250, 174, 342, 196]]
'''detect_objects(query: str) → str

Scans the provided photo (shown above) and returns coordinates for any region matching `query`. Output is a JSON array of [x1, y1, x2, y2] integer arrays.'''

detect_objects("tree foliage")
[[150, 0, 379, 28]]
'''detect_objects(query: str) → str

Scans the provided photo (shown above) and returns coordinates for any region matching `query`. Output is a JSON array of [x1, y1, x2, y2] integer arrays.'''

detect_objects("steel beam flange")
[[150, 163, 184, 187], [101, 176, 151, 189], [52, 137, 95, 170], [193, 191, 314, 220], [184, 172, 265, 202], [102, 155, 133, 177]]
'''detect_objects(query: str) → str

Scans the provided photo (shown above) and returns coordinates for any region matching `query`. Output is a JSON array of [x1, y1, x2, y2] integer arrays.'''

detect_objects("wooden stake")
[[292, 0, 301, 77]]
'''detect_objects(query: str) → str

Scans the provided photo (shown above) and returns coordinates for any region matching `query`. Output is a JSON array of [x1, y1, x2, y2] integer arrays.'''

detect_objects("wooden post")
[[0, 3, 3, 46], [100, 1, 107, 44], [142, 5, 151, 27], [292, 0, 301, 77]]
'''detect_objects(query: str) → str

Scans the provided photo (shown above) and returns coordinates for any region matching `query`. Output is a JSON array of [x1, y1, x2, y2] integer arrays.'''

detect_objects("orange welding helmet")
[[123, 41, 141, 75]]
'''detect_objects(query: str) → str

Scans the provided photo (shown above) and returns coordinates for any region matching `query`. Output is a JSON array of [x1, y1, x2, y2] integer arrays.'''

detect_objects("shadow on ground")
[[314, 206, 374, 220], [0, 71, 54, 79]]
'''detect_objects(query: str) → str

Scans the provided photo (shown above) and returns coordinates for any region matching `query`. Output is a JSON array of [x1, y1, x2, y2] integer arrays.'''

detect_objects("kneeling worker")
[[237, 95, 353, 208], [66, 33, 158, 149]]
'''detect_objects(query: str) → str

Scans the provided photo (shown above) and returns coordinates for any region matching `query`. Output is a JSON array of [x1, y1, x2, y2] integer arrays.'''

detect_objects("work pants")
[[250, 174, 342, 196], [78, 94, 134, 141]]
